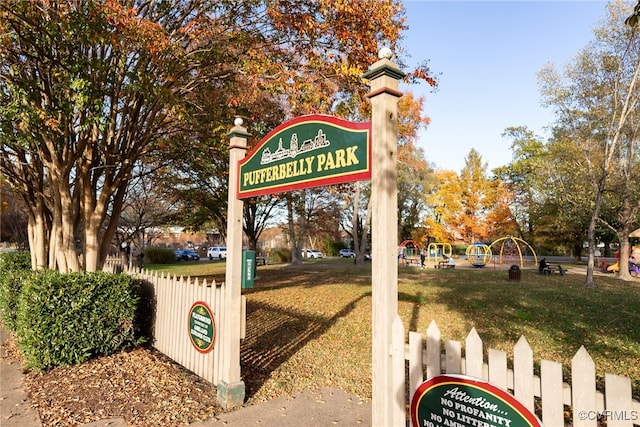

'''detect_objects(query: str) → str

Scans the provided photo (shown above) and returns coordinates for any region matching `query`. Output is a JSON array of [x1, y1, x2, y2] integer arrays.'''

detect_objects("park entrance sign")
[[222, 53, 406, 422], [237, 114, 371, 199]]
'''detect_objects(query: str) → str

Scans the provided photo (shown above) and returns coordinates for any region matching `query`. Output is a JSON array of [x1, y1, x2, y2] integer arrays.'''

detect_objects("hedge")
[[15, 270, 145, 371], [143, 246, 176, 264], [0, 251, 32, 331], [0, 250, 31, 272]]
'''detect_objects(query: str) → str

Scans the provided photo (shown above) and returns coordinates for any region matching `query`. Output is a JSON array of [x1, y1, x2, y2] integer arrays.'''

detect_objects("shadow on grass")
[[165, 258, 640, 400], [407, 268, 640, 396], [240, 291, 371, 399]]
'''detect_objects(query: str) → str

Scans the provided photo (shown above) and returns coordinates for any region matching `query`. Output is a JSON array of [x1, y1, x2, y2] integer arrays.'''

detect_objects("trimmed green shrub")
[[15, 270, 145, 371], [0, 252, 33, 332], [143, 246, 175, 264], [0, 270, 34, 332], [0, 250, 31, 272]]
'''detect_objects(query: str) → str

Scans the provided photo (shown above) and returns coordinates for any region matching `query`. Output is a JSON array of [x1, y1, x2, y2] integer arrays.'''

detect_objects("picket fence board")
[[606, 373, 634, 427], [573, 346, 597, 427], [391, 315, 406, 427], [425, 320, 441, 381], [408, 331, 424, 398], [488, 348, 507, 391], [514, 335, 535, 412], [465, 328, 483, 378], [445, 339, 461, 374], [405, 320, 640, 426], [541, 359, 564, 426]]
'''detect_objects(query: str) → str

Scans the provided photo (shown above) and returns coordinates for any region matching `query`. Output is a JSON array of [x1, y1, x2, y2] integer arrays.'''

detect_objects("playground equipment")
[[398, 240, 421, 266], [466, 242, 492, 267], [426, 242, 452, 268], [605, 245, 640, 275], [489, 236, 538, 268]]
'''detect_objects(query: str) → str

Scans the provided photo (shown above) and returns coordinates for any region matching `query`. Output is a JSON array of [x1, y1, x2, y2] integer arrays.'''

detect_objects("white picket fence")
[[103, 258, 245, 385], [406, 320, 640, 426], [102, 257, 638, 425]]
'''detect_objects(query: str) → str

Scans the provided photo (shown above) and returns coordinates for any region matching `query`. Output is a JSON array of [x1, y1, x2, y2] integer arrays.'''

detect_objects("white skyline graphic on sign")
[[260, 129, 330, 165]]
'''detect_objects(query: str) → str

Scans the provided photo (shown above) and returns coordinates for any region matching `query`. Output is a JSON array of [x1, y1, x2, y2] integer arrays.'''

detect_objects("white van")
[[207, 246, 227, 260]]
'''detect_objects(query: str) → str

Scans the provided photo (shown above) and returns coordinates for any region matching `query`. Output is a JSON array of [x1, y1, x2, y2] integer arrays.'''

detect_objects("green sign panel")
[[411, 374, 542, 427], [188, 301, 216, 353], [237, 114, 371, 199]]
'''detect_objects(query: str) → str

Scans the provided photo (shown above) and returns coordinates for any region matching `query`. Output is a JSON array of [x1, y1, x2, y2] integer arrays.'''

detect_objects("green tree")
[[0, 1, 245, 271], [497, 127, 592, 257], [538, 0, 640, 285], [284, 188, 339, 265], [495, 127, 547, 244], [1, 0, 422, 272]]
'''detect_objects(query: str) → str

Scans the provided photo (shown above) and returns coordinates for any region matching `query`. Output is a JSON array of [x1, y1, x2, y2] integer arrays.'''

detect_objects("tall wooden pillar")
[[218, 118, 249, 408], [362, 50, 405, 426]]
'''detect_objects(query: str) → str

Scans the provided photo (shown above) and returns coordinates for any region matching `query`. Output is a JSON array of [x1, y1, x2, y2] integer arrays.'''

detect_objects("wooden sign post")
[[217, 118, 250, 408], [362, 50, 406, 426]]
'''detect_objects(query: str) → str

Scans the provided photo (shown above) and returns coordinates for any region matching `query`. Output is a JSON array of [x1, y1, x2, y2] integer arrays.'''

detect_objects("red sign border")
[[188, 301, 216, 354], [237, 114, 372, 199], [410, 374, 543, 427]]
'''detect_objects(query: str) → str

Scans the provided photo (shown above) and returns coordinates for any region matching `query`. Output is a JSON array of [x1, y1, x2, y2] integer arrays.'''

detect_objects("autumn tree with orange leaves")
[[0, 0, 437, 272], [335, 91, 435, 265], [425, 150, 517, 245]]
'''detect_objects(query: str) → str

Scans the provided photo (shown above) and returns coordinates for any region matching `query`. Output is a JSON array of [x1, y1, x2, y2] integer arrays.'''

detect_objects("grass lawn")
[[145, 258, 640, 403]]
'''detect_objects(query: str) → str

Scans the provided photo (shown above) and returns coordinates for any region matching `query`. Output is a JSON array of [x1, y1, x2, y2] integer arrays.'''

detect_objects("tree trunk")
[[352, 183, 363, 265], [287, 196, 302, 265], [356, 195, 372, 266], [583, 182, 605, 287], [573, 244, 582, 261], [27, 197, 48, 270], [617, 228, 632, 280]]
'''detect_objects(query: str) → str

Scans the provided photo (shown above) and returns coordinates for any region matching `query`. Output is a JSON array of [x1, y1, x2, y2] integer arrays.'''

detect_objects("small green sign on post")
[[242, 250, 255, 289]]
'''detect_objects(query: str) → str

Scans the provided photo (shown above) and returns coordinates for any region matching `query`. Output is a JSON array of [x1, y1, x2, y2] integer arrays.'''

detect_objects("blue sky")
[[400, 0, 611, 172]]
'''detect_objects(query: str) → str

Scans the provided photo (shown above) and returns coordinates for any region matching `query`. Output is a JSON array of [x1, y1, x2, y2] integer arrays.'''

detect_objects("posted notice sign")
[[237, 114, 371, 198], [410, 374, 543, 427], [188, 301, 216, 354]]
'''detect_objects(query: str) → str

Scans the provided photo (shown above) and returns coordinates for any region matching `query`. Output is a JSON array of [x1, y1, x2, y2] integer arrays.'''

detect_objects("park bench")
[[543, 264, 567, 276], [437, 260, 455, 269]]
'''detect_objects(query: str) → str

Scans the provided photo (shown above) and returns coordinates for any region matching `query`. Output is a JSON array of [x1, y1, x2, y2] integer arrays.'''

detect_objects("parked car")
[[339, 249, 356, 258], [207, 246, 227, 260], [175, 249, 200, 261], [302, 249, 324, 258]]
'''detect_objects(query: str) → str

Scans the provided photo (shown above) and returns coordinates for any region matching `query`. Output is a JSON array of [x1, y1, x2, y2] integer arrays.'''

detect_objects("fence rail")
[[406, 320, 640, 426], [103, 258, 244, 385]]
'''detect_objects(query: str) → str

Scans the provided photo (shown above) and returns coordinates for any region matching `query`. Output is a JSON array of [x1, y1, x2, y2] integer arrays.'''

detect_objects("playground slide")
[[607, 262, 619, 272], [606, 261, 640, 275]]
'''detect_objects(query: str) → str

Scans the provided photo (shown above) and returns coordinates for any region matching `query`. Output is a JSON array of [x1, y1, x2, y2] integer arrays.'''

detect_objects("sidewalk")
[[1, 327, 372, 426], [0, 327, 42, 427]]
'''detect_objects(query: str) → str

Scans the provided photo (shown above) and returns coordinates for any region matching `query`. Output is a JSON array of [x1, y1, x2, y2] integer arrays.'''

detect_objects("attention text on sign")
[[411, 375, 542, 427]]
